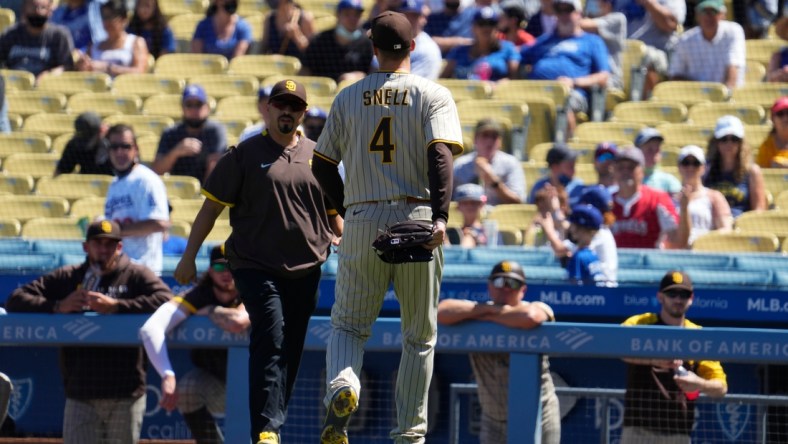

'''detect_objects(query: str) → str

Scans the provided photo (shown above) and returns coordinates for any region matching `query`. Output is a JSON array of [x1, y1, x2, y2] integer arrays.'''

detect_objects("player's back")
[[322, 72, 462, 205]]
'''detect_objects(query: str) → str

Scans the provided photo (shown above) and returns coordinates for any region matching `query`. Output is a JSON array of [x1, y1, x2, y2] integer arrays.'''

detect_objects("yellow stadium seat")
[[6, 90, 67, 116], [651, 81, 729, 106], [137, 134, 160, 164], [37, 72, 112, 95], [22, 217, 85, 240], [529, 142, 596, 165], [205, 219, 232, 242], [660, 146, 681, 167], [0, 133, 51, 156], [688, 102, 765, 126], [574, 122, 645, 145], [0, 69, 34, 91], [692, 231, 778, 253], [103, 114, 175, 136], [745, 123, 773, 148], [67, 92, 142, 116], [243, 13, 264, 49], [238, 0, 271, 15], [0, 8, 15, 33], [112, 73, 186, 98], [0, 195, 69, 222], [309, 95, 334, 113], [486, 204, 538, 230], [745, 61, 766, 83], [3, 152, 60, 179], [189, 74, 259, 98], [70, 196, 106, 221], [497, 225, 524, 246], [229, 54, 302, 79], [162, 175, 202, 199], [169, 219, 191, 238], [51, 133, 73, 155], [297, 0, 338, 16], [0, 173, 34, 195], [610, 101, 688, 126], [745, 39, 785, 66], [457, 100, 529, 155], [522, 161, 548, 190], [214, 116, 252, 137], [735, 209, 788, 239], [0, 218, 21, 237], [262, 75, 337, 98], [36, 174, 113, 200], [775, 189, 788, 210], [460, 119, 512, 154], [169, 198, 204, 222], [620, 40, 647, 100], [158, 0, 206, 17], [437, 79, 492, 101], [143, 94, 217, 118], [731, 83, 788, 109], [22, 113, 76, 137], [656, 123, 714, 148], [216, 95, 259, 118], [7, 113, 22, 131], [761, 168, 788, 195], [447, 201, 463, 229], [154, 53, 229, 78], [574, 163, 597, 184], [492, 80, 570, 107]]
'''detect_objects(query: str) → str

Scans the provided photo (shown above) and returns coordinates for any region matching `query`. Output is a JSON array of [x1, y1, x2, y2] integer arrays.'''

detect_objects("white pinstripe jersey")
[[314, 71, 463, 206]]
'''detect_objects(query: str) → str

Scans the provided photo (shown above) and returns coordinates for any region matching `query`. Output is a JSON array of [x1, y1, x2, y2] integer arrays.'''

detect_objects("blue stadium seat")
[[617, 250, 645, 267], [617, 269, 669, 284], [734, 254, 788, 271], [33, 239, 86, 255], [522, 266, 569, 282], [467, 247, 555, 266], [685, 269, 772, 287], [443, 247, 469, 264], [322, 256, 338, 275], [772, 271, 788, 287], [60, 253, 85, 266], [0, 253, 59, 271], [443, 264, 494, 279], [0, 238, 32, 254], [644, 252, 733, 270]]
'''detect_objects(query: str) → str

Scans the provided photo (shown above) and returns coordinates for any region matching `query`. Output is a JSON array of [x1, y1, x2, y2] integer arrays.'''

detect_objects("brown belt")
[[354, 197, 430, 206]]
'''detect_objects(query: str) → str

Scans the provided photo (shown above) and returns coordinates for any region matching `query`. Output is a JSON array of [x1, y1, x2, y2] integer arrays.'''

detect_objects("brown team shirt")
[[202, 130, 333, 277]]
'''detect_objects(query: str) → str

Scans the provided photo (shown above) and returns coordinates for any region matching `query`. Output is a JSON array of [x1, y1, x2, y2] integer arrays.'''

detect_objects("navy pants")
[[232, 267, 320, 442]]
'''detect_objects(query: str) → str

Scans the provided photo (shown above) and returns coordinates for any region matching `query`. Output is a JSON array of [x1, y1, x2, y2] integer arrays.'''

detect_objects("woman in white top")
[[676, 145, 733, 247], [76, 0, 148, 77]]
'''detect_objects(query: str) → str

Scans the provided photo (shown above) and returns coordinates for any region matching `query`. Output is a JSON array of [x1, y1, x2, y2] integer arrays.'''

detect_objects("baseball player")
[[311, 11, 463, 444]]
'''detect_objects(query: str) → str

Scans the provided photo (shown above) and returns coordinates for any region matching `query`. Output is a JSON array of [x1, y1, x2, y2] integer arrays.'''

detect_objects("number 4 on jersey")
[[369, 117, 395, 164]]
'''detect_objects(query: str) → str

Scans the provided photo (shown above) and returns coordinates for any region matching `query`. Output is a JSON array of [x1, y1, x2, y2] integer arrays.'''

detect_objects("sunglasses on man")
[[270, 100, 307, 113], [663, 290, 692, 300], [489, 276, 525, 290]]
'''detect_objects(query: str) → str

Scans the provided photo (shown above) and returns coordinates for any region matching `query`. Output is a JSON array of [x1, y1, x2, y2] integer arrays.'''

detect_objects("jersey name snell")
[[363, 88, 410, 106]]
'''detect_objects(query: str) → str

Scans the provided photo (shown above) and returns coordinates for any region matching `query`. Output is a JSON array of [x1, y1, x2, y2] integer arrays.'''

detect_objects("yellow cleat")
[[257, 430, 280, 444], [320, 386, 358, 444]]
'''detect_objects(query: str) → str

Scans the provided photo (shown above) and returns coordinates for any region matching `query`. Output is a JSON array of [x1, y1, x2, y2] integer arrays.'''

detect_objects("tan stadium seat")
[[154, 53, 229, 78], [112, 73, 186, 98], [745, 39, 785, 66], [457, 100, 529, 156], [37, 72, 112, 95], [67, 92, 142, 117], [744, 61, 766, 83], [162, 175, 202, 199], [492, 80, 570, 107], [169, 219, 191, 238], [744, 123, 773, 148], [651, 81, 729, 106], [574, 122, 645, 145], [0, 173, 35, 195], [735, 210, 788, 241], [522, 161, 548, 192], [447, 201, 463, 229], [497, 225, 524, 245], [688, 102, 766, 126], [159, 0, 206, 18], [692, 231, 778, 253], [216, 96, 259, 119], [312, 14, 337, 33], [51, 133, 73, 155], [69, 196, 106, 221], [3, 152, 60, 179], [214, 116, 252, 137], [143, 94, 217, 119], [36, 174, 113, 200], [0, 8, 15, 34], [137, 134, 160, 164], [189, 74, 259, 99], [0, 133, 51, 156], [7, 113, 23, 131], [610, 101, 688, 126], [22, 217, 84, 240], [486, 204, 538, 230], [0, 195, 70, 222], [169, 198, 204, 222], [460, 118, 513, 154], [775, 190, 788, 210], [529, 142, 596, 165], [6, 91, 67, 117], [205, 219, 232, 242], [237, 0, 270, 15], [656, 123, 714, 148], [761, 168, 788, 196], [229, 54, 302, 79], [437, 79, 492, 102], [731, 83, 788, 109], [262, 75, 337, 98], [22, 113, 77, 138], [103, 115, 175, 136], [0, 218, 21, 237]]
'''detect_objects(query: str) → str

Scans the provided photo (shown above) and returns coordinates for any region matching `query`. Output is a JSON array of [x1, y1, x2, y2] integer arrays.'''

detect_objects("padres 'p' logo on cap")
[[100, 220, 112, 233], [501, 262, 513, 272], [672, 272, 683, 284], [285, 80, 296, 91]]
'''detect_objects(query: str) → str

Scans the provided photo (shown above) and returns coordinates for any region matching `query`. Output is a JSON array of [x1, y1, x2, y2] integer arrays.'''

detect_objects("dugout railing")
[[0, 315, 786, 443]]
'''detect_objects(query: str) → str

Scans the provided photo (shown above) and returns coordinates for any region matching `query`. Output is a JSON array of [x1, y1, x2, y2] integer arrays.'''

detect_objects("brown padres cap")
[[489, 260, 526, 283], [269, 79, 308, 106], [659, 270, 693, 293], [86, 220, 122, 241], [210, 244, 228, 264], [369, 11, 413, 51]]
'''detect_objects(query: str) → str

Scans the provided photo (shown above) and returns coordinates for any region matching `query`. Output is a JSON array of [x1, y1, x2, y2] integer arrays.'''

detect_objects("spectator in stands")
[[610, 146, 689, 248], [437, 260, 561, 444], [620, 270, 728, 443], [105, 124, 170, 275], [441, 6, 521, 81], [51, 0, 105, 52], [423, 0, 461, 42], [453, 118, 526, 205], [703, 115, 767, 217], [303, 106, 327, 141], [0, 0, 74, 80], [579, 0, 626, 92], [54, 111, 113, 176], [766, 45, 788, 82], [192, 0, 252, 60], [399, 0, 443, 80], [520, 0, 609, 136], [528, 144, 585, 206], [594, 142, 618, 193], [299, 0, 374, 83], [525, 183, 569, 247], [239, 86, 272, 143], [75, 0, 149, 77], [430, 0, 492, 53], [742, 0, 777, 38], [141, 245, 249, 444], [668, 0, 745, 90], [153, 85, 228, 184], [5, 220, 172, 444], [261, 0, 314, 57], [675, 145, 732, 247], [634, 127, 681, 193], [757, 97, 788, 168], [447, 183, 493, 247], [497, 0, 536, 49], [127, 0, 175, 58], [615, 0, 684, 99], [563, 204, 604, 284], [525, 0, 558, 38]]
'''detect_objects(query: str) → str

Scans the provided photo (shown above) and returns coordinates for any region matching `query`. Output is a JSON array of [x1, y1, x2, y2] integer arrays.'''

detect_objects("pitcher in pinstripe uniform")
[[312, 11, 463, 444]]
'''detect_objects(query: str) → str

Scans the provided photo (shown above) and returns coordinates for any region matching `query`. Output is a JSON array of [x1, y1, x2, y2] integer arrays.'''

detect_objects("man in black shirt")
[[55, 111, 113, 176]]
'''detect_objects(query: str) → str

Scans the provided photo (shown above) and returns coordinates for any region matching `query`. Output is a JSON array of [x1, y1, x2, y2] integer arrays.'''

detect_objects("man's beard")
[[277, 116, 295, 134]]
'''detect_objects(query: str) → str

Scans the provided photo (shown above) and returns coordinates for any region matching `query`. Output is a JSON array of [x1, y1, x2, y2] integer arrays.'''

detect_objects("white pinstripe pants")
[[63, 395, 146, 444], [325, 201, 443, 444]]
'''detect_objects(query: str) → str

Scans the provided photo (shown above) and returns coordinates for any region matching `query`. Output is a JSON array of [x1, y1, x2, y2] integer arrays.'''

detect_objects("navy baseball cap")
[[182, 84, 208, 104], [210, 244, 228, 264], [546, 143, 578, 165], [569, 204, 603, 230], [337, 0, 364, 12], [398, 0, 425, 14], [594, 142, 618, 160], [634, 127, 664, 147], [578, 185, 613, 214], [473, 6, 499, 23], [305, 107, 327, 120]]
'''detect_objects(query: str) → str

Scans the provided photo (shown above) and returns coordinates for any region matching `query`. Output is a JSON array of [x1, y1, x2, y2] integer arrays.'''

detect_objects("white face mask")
[[336, 24, 363, 41]]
